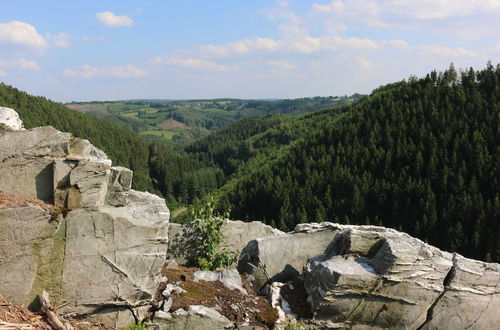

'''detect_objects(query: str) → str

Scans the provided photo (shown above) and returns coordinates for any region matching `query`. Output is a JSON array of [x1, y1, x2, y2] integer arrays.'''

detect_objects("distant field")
[[158, 119, 186, 128], [122, 112, 138, 118], [67, 104, 108, 114], [140, 130, 177, 139]]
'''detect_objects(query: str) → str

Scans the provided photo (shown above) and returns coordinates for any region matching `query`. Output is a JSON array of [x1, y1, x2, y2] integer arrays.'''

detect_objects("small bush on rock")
[[192, 197, 237, 270]]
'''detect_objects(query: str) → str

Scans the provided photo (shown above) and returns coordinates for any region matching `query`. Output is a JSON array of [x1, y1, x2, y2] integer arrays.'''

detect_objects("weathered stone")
[[0, 158, 55, 204], [421, 254, 500, 329], [0, 107, 25, 131], [68, 137, 112, 166], [105, 166, 133, 206], [101, 189, 170, 224], [52, 160, 76, 208], [60, 198, 169, 316], [238, 224, 341, 289], [68, 161, 110, 210], [303, 224, 454, 329], [0, 126, 71, 161], [82, 307, 136, 329], [150, 305, 234, 330], [167, 220, 283, 266], [0, 204, 62, 306], [193, 269, 246, 294]]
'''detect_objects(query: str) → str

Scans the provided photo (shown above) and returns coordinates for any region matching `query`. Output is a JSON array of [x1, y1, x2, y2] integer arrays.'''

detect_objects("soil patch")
[[0, 190, 54, 213], [157, 264, 278, 328]]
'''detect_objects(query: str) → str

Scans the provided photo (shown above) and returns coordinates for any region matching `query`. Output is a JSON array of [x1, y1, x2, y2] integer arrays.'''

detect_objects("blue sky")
[[1, 0, 499, 102]]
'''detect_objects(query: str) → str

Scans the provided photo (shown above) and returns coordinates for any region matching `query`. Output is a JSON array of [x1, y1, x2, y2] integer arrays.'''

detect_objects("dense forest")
[[0, 83, 221, 206], [187, 64, 499, 262]]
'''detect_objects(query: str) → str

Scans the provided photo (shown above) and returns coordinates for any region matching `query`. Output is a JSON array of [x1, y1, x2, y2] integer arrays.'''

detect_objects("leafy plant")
[[192, 197, 237, 270], [123, 322, 147, 330]]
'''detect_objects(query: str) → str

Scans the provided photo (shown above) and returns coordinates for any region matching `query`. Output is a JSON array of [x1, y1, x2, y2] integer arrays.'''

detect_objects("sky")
[[1, 0, 500, 102]]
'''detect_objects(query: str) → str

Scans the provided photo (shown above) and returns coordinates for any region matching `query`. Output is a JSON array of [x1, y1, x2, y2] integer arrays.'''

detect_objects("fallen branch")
[[0, 321, 33, 329], [38, 291, 73, 330]]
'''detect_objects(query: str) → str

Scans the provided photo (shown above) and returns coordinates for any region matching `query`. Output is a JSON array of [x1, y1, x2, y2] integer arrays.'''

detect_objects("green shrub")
[[123, 322, 147, 330], [192, 197, 237, 270]]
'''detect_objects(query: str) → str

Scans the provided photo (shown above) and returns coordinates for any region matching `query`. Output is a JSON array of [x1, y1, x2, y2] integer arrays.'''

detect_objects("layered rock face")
[[238, 222, 500, 329], [0, 108, 169, 327]]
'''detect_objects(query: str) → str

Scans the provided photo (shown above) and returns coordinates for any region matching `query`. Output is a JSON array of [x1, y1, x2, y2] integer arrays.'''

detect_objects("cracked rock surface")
[[301, 224, 500, 329]]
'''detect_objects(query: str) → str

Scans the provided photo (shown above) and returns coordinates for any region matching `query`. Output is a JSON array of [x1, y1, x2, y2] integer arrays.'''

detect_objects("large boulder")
[[0, 106, 25, 131], [302, 224, 500, 329], [237, 223, 343, 290]]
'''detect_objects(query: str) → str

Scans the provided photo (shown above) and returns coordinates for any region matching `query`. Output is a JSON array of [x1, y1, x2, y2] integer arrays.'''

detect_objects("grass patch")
[[140, 130, 176, 139]]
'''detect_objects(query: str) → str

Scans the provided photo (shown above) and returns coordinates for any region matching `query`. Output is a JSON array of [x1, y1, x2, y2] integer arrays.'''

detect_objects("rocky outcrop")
[[299, 223, 500, 329], [237, 223, 342, 290], [0, 108, 169, 328]]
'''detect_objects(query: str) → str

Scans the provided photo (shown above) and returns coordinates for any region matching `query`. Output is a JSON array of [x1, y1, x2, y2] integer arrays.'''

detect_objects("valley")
[[66, 96, 362, 146]]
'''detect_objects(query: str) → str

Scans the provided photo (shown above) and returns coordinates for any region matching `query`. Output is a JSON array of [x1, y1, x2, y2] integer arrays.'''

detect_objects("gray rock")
[[68, 161, 110, 210], [162, 284, 186, 296], [67, 137, 111, 166], [0, 106, 25, 131], [167, 220, 283, 266], [0, 117, 171, 328], [302, 224, 459, 329], [0, 158, 55, 204], [105, 166, 133, 206], [150, 305, 233, 330], [0, 126, 71, 161], [101, 189, 170, 225], [0, 205, 62, 306], [60, 204, 169, 315], [421, 254, 500, 329], [193, 269, 247, 294], [82, 306, 136, 329], [238, 224, 342, 289]]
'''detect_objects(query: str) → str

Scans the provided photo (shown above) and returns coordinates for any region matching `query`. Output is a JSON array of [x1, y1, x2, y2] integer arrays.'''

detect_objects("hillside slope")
[[197, 64, 499, 262]]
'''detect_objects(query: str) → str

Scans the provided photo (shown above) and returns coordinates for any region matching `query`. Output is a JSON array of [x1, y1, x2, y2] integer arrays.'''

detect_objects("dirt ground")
[[157, 266, 279, 328]]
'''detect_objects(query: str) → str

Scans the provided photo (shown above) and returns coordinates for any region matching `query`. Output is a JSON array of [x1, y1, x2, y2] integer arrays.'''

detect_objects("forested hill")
[[196, 64, 498, 262], [0, 83, 222, 204]]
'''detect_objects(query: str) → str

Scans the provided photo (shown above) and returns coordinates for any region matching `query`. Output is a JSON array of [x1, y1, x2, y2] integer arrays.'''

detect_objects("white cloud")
[[155, 57, 237, 72], [357, 57, 375, 69], [390, 0, 500, 20], [195, 34, 406, 59], [47, 32, 70, 48], [63, 64, 148, 79], [96, 12, 134, 27], [0, 21, 47, 48], [0, 69, 6, 77], [199, 38, 281, 58], [421, 45, 478, 58], [268, 60, 296, 70], [0, 57, 41, 70]]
